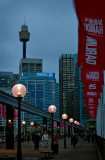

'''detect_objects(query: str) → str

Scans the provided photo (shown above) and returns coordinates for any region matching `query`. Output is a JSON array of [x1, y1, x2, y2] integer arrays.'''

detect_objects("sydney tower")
[[19, 25, 30, 58]]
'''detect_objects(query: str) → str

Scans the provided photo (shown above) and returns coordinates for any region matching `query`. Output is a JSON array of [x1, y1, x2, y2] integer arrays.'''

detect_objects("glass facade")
[[67, 62, 89, 125], [18, 72, 59, 125], [0, 72, 13, 89], [59, 54, 77, 117], [0, 72, 19, 91]]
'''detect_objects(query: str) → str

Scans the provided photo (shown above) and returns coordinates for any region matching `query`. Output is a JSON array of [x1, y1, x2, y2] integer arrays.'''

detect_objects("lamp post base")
[[17, 151, 22, 160], [64, 140, 66, 149], [51, 143, 53, 151]]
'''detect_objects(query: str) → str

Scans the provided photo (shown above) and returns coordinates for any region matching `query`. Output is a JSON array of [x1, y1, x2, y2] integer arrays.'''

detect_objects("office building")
[[67, 61, 89, 124], [19, 58, 43, 77], [59, 54, 77, 118], [18, 72, 59, 125], [0, 72, 19, 92], [55, 83, 59, 117]]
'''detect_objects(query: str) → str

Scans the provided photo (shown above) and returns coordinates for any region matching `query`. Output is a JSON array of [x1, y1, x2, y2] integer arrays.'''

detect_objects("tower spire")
[[24, 16, 26, 25], [19, 24, 30, 58]]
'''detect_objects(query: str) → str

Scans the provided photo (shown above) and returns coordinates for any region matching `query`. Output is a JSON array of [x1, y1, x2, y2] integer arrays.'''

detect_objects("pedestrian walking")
[[91, 132, 94, 142], [71, 133, 73, 145], [87, 132, 90, 143], [41, 131, 49, 151], [33, 133, 40, 151], [27, 132, 30, 143], [72, 133, 77, 148]]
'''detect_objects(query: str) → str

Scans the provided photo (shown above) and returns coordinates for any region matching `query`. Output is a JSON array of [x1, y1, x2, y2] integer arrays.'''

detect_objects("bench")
[[40, 150, 53, 159]]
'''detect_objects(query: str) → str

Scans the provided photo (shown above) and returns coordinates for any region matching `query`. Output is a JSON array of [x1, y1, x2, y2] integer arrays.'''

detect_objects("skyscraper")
[[59, 54, 77, 118], [18, 72, 59, 125], [67, 59, 89, 124]]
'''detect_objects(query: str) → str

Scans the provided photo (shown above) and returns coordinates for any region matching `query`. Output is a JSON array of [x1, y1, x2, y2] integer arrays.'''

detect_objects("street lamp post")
[[22, 121, 26, 142], [77, 122, 80, 140], [48, 105, 56, 151], [31, 122, 34, 141], [69, 118, 74, 145], [31, 122, 34, 128], [62, 114, 68, 149], [31, 122, 34, 132], [12, 84, 26, 160], [69, 118, 74, 135], [77, 122, 80, 128], [74, 120, 77, 135]]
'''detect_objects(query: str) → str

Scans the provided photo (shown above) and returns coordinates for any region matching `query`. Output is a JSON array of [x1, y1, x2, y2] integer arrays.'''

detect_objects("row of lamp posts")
[[48, 107, 80, 150], [61, 115, 80, 149], [12, 83, 81, 159]]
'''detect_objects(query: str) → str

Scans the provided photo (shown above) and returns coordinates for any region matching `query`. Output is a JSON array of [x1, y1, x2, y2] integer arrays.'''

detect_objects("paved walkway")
[[0, 137, 99, 160]]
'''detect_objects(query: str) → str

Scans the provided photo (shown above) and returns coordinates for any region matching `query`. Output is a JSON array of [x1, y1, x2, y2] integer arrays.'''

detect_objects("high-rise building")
[[67, 59, 89, 124], [18, 72, 59, 125], [59, 54, 77, 118], [0, 72, 19, 92], [19, 58, 43, 77], [55, 83, 59, 117]]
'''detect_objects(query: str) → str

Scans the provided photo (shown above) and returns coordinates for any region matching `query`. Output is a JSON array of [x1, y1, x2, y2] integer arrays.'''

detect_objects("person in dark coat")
[[33, 133, 40, 151], [27, 132, 30, 143], [87, 132, 90, 143], [72, 134, 77, 148]]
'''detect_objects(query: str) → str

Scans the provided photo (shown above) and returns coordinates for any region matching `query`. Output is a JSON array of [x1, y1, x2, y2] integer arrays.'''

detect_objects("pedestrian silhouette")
[[72, 133, 77, 148], [41, 131, 49, 151], [33, 133, 40, 151]]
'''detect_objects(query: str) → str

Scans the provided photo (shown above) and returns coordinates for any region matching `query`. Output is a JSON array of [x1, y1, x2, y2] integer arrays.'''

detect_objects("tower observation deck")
[[19, 25, 30, 58]]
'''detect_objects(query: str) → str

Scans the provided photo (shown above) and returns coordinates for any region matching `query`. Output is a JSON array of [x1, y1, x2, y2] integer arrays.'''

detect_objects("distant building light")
[[49, 73, 53, 77], [37, 73, 53, 77]]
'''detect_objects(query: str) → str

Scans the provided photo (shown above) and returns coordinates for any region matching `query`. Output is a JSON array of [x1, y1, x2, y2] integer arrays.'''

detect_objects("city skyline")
[[0, 0, 78, 82]]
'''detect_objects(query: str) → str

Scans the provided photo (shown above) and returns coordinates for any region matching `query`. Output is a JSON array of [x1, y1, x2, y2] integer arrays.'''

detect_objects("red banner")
[[84, 91, 100, 98], [85, 97, 99, 105], [78, 26, 105, 69], [77, 26, 85, 67], [14, 108, 18, 120], [2, 105, 6, 118], [84, 83, 102, 92], [74, 0, 105, 39], [81, 68, 104, 84], [65, 125, 68, 130], [86, 103, 98, 110], [74, 0, 105, 119], [75, 0, 105, 69], [0, 104, 6, 118], [60, 123, 64, 129], [87, 108, 97, 119], [0, 104, 3, 117]]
